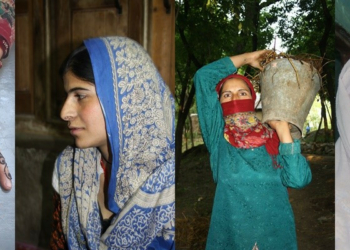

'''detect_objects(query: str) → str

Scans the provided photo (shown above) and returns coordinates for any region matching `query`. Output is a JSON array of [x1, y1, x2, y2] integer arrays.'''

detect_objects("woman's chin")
[[74, 141, 91, 149]]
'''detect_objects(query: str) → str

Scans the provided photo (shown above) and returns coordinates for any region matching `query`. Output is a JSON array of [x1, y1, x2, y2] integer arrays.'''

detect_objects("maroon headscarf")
[[217, 74, 280, 157]]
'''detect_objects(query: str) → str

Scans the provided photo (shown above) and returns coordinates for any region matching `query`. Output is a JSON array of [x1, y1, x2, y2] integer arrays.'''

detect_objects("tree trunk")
[[319, 0, 335, 140], [314, 116, 323, 143], [188, 113, 194, 148], [175, 85, 195, 184]]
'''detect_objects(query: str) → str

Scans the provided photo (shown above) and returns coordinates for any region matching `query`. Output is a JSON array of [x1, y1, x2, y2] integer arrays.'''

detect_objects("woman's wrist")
[[267, 120, 293, 143], [229, 53, 250, 68], [229, 50, 268, 70], [275, 122, 293, 143]]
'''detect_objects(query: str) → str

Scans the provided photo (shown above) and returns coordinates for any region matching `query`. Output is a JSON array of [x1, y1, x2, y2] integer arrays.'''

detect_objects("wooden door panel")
[[148, 0, 175, 94], [51, 0, 136, 119], [71, 0, 117, 9], [16, 0, 34, 114], [15, 0, 175, 118], [72, 8, 128, 48]]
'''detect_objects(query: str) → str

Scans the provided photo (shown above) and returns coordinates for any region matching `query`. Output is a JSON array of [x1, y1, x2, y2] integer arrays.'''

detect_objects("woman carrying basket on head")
[[194, 50, 311, 250]]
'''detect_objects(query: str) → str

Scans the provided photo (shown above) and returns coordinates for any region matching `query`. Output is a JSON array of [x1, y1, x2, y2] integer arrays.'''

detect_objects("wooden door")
[[49, 0, 143, 119], [16, 0, 175, 120], [15, 0, 35, 114]]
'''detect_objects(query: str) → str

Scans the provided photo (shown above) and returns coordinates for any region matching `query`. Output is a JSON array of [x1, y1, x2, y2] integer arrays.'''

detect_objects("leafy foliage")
[[175, 0, 335, 171]]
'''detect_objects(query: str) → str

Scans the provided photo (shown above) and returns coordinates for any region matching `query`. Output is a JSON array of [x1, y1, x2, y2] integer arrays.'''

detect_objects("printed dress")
[[51, 37, 175, 250]]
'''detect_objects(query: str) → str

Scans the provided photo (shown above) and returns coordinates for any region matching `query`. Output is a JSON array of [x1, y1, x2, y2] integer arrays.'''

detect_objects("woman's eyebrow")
[[67, 87, 90, 93]]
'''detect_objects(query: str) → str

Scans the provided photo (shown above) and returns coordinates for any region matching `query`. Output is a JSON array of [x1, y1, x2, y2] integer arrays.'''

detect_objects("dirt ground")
[[176, 145, 334, 250]]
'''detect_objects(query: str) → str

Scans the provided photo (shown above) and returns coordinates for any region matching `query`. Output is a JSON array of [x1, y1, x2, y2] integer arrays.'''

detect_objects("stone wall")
[[16, 132, 72, 249], [301, 142, 335, 155]]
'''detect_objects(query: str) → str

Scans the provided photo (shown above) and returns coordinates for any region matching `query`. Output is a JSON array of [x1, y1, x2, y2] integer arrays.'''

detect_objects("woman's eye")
[[75, 94, 86, 100], [223, 93, 231, 98]]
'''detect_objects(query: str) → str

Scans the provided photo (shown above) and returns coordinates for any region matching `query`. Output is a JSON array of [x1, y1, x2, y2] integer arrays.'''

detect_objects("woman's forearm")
[[275, 122, 293, 143], [229, 50, 269, 70], [268, 120, 293, 143]]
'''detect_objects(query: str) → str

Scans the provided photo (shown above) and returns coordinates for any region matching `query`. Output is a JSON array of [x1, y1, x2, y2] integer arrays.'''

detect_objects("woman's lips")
[[69, 127, 83, 136]]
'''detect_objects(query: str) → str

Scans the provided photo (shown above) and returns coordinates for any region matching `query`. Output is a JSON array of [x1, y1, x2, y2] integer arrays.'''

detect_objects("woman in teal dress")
[[194, 50, 312, 250]]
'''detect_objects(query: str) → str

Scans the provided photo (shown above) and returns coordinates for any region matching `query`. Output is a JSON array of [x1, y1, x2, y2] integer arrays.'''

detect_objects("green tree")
[[175, 0, 277, 181], [273, 0, 335, 141]]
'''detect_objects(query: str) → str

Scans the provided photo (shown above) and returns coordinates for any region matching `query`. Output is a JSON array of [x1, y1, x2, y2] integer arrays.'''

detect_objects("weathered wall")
[[16, 133, 72, 248]]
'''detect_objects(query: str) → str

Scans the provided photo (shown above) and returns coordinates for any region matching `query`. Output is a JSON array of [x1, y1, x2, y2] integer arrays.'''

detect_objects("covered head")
[[84, 37, 174, 211], [216, 73, 256, 102], [55, 37, 175, 248], [216, 73, 256, 116]]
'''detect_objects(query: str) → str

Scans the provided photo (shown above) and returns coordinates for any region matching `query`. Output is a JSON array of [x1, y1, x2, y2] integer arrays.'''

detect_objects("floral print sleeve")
[[0, 0, 14, 59]]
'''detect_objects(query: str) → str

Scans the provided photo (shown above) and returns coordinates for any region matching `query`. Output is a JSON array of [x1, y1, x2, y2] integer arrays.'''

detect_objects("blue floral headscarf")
[[53, 37, 175, 249]]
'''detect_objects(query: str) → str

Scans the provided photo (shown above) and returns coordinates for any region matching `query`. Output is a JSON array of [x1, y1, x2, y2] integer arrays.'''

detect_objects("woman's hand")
[[268, 120, 293, 143], [230, 50, 272, 70], [0, 48, 3, 68]]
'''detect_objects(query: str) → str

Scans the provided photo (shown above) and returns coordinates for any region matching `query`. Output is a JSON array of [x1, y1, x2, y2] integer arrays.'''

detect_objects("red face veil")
[[216, 74, 280, 162], [216, 74, 256, 116]]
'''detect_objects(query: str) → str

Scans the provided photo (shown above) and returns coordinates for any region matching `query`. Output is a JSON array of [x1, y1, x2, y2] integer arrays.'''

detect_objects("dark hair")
[[60, 45, 95, 84]]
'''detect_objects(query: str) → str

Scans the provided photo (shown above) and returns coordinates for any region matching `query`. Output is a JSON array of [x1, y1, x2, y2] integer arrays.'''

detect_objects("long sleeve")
[[194, 57, 237, 152], [278, 140, 312, 189]]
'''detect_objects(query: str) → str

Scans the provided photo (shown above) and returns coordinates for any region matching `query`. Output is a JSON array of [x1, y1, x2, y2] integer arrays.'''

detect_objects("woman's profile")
[[50, 37, 175, 249], [194, 50, 312, 249]]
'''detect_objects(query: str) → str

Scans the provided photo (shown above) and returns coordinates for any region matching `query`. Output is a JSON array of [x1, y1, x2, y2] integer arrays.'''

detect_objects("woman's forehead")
[[63, 71, 95, 91], [222, 78, 250, 91]]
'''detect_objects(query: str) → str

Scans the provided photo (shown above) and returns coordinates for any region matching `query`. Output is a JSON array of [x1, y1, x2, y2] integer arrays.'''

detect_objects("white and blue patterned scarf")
[[54, 37, 175, 249]]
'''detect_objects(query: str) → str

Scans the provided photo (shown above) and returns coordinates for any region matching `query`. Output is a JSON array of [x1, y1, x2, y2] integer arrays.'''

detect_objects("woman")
[[50, 37, 175, 249], [194, 50, 312, 249]]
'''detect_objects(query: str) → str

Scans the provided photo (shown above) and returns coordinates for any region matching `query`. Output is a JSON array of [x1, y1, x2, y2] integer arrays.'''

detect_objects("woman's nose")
[[60, 99, 75, 121], [232, 93, 239, 100]]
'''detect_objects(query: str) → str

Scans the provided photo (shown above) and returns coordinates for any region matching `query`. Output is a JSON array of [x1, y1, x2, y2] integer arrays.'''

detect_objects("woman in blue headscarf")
[[50, 37, 175, 249]]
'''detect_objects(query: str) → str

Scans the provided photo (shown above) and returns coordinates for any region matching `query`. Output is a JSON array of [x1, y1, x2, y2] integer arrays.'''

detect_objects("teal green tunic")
[[194, 57, 312, 250]]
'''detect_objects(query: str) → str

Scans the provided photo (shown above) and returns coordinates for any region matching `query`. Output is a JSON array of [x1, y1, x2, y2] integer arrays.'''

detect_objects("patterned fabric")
[[217, 73, 279, 156], [0, 0, 14, 58], [53, 37, 175, 249], [194, 57, 312, 249], [223, 111, 277, 150]]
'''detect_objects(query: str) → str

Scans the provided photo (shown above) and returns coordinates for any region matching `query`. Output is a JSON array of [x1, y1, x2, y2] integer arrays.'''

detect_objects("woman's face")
[[61, 71, 108, 155], [219, 78, 252, 103]]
